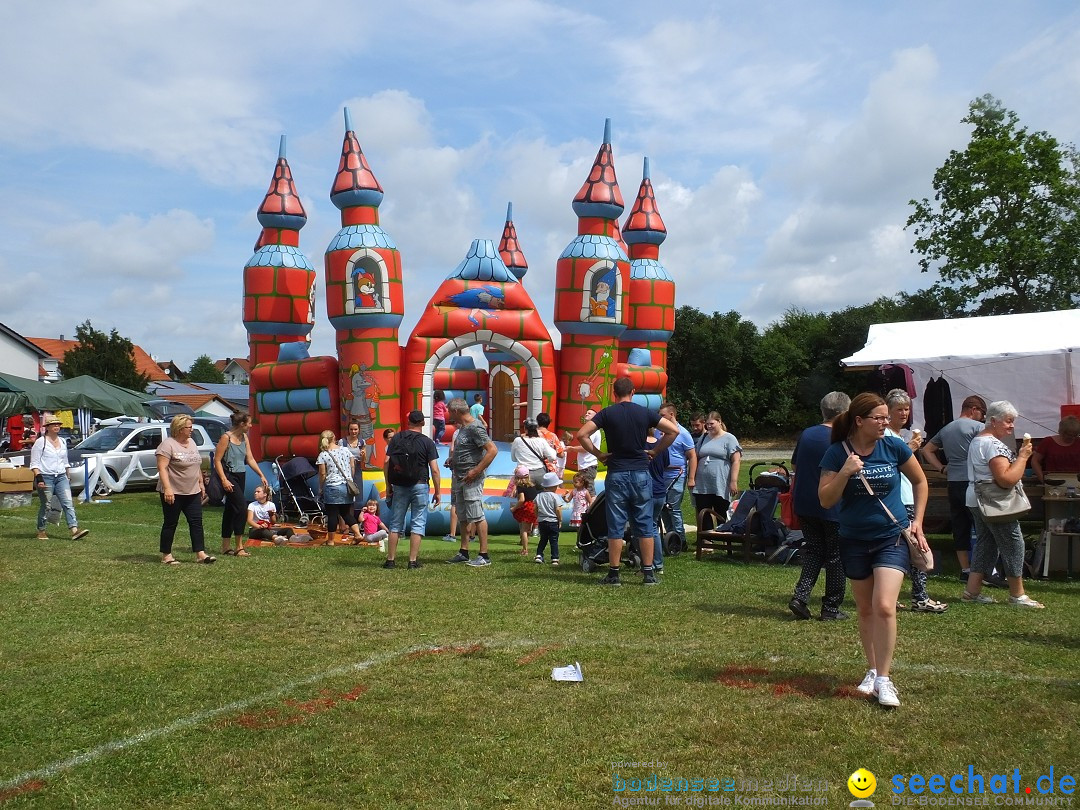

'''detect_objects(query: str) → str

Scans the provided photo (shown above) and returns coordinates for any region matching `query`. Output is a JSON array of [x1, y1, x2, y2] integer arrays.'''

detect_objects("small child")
[[564, 472, 593, 528], [534, 471, 563, 566], [247, 485, 295, 546], [508, 464, 537, 555], [359, 498, 389, 551]]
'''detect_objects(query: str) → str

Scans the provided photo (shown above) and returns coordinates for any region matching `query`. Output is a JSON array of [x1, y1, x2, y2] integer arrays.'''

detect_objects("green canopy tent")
[[0, 372, 149, 417]]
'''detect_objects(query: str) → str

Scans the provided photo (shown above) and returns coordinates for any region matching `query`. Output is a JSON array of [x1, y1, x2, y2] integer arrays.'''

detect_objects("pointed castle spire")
[[623, 157, 667, 249], [572, 118, 624, 220], [330, 108, 385, 210], [257, 134, 307, 232], [498, 202, 529, 280]]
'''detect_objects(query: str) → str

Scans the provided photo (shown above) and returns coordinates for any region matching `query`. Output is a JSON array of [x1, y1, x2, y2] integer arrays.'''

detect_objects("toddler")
[[564, 472, 593, 528], [534, 471, 563, 565], [359, 498, 389, 551], [508, 464, 537, 555]]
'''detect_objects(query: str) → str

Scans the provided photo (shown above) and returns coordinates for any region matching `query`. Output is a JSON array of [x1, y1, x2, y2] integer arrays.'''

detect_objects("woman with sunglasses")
[[819, 393, 930, 708]]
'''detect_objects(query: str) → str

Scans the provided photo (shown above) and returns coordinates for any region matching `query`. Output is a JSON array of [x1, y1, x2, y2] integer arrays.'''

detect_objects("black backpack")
[[386, 432, 430, 486]]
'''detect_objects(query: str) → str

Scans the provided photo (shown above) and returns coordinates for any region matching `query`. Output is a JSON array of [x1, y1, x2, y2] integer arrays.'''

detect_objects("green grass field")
[[1, 489, 1077, 809]]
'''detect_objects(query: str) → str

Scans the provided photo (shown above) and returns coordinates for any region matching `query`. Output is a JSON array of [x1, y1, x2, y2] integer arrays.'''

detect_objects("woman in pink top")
[[155, 415, 215, 565]]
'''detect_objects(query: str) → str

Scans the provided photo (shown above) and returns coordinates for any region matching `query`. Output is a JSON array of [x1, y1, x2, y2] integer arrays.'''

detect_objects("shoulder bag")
[[844, 441, 934, 572], [328, 449, 361, 497], [523, 436, 557, 473], [974, 480, 1030, 523]]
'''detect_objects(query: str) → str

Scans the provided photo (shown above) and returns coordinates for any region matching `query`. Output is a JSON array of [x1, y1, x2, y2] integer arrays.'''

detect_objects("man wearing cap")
[[446, 397, 498, 566], [29, 415, 89, 541], [575, 378, 679, 586], [382, 410, 441, 569]]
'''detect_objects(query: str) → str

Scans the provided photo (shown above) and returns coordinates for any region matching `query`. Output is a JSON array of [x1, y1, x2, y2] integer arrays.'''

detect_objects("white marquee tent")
[[841, 309, 1080, 437]]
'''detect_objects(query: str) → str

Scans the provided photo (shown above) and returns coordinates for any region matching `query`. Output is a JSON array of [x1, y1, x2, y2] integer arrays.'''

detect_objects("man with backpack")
[[382, 410, 441, 570]]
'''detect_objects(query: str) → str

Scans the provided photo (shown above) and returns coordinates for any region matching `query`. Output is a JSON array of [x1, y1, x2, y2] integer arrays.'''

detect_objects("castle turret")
[[243, 135, 317, 456], [553, 119, 630, 445], [324, 108, 405, 466], [618, 156, 673, 402]]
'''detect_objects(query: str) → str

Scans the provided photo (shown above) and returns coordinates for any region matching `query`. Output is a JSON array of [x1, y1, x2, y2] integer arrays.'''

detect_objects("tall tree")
[[58, 320, 151, 391], [186, 354, 226, 384], [907, 94, 1080, 315]]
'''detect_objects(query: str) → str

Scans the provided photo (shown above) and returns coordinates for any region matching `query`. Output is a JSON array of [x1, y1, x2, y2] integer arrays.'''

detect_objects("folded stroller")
[[274, 456, 324, 528]]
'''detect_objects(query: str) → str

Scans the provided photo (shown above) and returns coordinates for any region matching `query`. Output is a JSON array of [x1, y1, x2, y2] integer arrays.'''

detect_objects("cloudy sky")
[[2, 1, 1078, 369]]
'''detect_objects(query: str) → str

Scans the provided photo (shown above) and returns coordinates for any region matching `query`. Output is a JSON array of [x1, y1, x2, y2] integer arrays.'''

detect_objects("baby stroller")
[[577, 489, 659, 573], [274, 455, 324, 528], [697, 462, 793, 562]]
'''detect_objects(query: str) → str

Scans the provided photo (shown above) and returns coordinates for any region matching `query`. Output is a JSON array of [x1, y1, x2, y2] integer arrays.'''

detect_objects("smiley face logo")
[[848, 768, 876, 798]]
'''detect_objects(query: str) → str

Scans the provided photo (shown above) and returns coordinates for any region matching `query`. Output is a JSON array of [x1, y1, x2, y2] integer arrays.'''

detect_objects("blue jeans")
[[535, 520, 560, 560], [389, 482, 430, 537], [37, 474, 77, 531], [663, 472, 686, 547], [650, 491, 666, 568], [604, 469, 653, 541]]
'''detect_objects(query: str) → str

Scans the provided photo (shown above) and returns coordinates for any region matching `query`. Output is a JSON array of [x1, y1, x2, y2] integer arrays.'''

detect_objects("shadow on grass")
[[113, 553, 165, 564], [678, 661, 866, 700]]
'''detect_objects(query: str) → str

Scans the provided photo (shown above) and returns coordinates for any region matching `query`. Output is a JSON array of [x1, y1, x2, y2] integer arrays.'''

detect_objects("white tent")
[[841, 309, 1080, 437]]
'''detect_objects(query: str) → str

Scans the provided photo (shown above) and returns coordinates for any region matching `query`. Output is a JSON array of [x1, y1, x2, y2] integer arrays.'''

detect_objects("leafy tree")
[[58, 320, 151, 391], [186, 354, 226, 384], [907, 94, 1080, 315]]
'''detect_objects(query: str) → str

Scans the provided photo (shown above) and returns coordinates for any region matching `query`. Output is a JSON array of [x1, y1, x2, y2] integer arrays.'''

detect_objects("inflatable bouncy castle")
[[242, 114, 674, 529]]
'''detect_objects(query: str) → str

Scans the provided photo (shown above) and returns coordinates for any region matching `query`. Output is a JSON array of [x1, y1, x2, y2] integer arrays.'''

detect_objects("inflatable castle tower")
[[241, 116, 674, 470]]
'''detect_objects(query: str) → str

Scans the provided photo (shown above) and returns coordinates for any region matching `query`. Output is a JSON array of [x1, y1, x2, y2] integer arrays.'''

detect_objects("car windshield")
[[73, 427, 129, 451]]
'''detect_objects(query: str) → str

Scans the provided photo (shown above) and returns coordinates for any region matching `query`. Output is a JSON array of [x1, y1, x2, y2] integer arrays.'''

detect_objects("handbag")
[[523, 437, 557, 473], [329, 450, 361, 497], [974, 480, 1031, 523], [844, 442, 934, 572], [206, 472, 225, 506]]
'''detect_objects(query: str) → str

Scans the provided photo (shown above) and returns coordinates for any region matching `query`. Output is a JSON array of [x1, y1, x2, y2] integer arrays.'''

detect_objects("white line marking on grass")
[[0, 640, 529, 795]]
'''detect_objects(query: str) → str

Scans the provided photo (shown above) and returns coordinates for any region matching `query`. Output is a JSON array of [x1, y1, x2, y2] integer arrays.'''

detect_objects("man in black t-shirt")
[[382, 410, 441, 569], [575, 377, 679, 586]]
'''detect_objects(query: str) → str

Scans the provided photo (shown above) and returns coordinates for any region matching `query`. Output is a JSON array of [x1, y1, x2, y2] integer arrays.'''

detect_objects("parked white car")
[[68, 422, 214, 496]]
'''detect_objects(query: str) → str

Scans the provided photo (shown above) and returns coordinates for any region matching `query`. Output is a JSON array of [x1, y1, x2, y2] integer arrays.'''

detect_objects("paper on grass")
[[551, 662, 583, 682]]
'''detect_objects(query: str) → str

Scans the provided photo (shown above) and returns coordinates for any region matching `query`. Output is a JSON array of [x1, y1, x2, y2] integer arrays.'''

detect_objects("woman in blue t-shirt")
[[819, 393, 929, 709]]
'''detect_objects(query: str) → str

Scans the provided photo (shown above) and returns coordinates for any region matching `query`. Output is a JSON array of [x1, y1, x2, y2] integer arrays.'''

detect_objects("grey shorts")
[[451, 477, 486, 524]]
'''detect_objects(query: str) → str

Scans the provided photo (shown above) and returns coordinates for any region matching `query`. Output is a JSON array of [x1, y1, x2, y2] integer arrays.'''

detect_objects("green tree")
[[186, 354, 226, 384], [666, 307, 762, 435], [58, 320, 151, 391], [907, 94, 1080, 315]]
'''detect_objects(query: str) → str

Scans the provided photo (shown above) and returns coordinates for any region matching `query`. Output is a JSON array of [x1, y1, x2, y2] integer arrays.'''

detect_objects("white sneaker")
[[873, 676, 900, 708], [534, 554, 544, 564], [378, 540, 386, 552], [1008, 594, 1045, 609], [856, 669, 877, 695]]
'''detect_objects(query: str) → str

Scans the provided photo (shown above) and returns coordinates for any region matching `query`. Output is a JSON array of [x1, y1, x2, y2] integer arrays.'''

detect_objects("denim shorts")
[[839, 534, 910, 580], [604, 469, 653, 540], [388, 482, 430, 536]]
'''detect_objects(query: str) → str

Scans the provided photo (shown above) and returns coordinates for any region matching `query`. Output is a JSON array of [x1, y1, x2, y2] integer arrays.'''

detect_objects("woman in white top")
[[511, 418, 557, 486], [29, 414, 88, 540], [963, 400, 1043, 608], [316, 429, 362, 546]]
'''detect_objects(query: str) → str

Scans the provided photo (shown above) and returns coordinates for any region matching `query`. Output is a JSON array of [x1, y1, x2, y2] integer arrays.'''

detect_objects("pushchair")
[[273, 455, 324, 528], [576, 488, 678, 573], [696, 462, 794, 562]]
